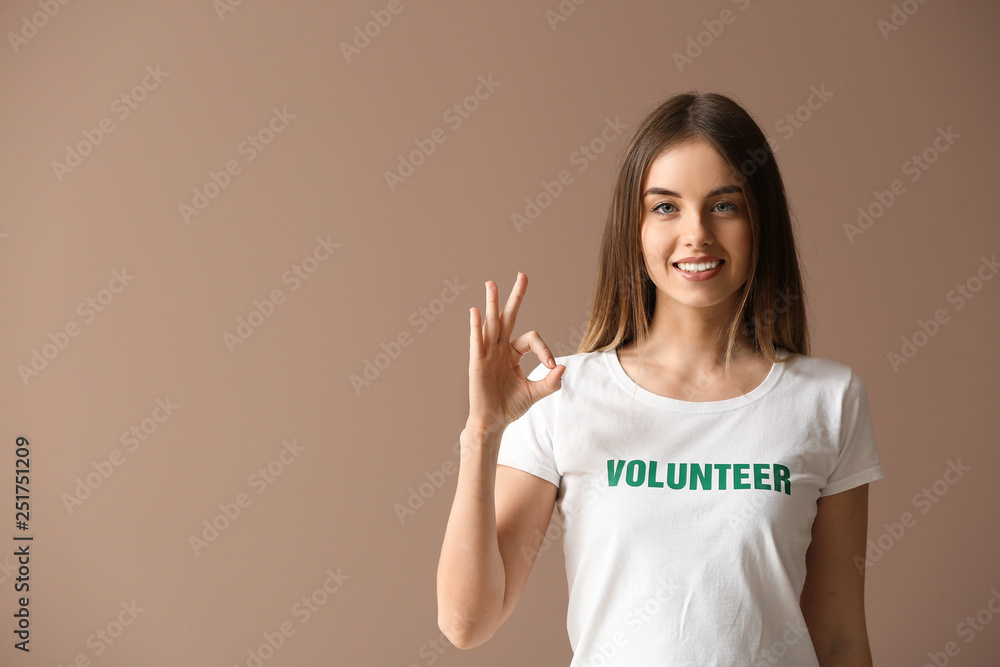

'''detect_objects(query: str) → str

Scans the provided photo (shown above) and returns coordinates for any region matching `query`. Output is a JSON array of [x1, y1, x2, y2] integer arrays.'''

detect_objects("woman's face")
[[639, 139, 753, 317]]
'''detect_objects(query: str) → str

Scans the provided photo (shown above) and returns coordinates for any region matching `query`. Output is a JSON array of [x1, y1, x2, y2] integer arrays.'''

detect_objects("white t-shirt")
[[497, 346, 885, 666]]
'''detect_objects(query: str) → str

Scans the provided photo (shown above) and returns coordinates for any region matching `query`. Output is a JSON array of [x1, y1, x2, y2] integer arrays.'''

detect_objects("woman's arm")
[[438, 276, 564, 649], [799, 483, 875, 666], [436, 423, 559, 649]]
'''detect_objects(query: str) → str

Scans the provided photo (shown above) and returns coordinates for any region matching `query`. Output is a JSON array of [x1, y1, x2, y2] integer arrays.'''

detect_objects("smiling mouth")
[[673, 259, 724, 273]]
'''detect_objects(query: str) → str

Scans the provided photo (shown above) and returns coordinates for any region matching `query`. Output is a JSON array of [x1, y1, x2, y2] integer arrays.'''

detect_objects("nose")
[[681, 210, 714, 247]]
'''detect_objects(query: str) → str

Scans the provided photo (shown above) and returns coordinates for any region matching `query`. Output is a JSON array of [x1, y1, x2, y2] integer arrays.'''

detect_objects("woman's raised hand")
[[467, 272, 565, 437]]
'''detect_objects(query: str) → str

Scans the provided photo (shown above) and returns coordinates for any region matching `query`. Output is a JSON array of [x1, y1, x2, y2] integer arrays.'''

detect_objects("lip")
[[673, 256, 723, 264], [673, 258, 724, 281]]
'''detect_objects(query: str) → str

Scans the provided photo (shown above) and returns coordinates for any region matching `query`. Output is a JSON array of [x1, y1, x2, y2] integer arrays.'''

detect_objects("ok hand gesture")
[[467, 272, 565, 436]]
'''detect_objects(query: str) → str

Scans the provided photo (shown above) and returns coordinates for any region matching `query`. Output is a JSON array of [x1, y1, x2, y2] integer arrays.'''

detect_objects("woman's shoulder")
[[777, 348, 862, 390]]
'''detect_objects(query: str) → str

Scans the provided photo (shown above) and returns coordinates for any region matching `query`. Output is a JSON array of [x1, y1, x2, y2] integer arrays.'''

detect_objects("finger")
[[528, 364, 565, 402], [510, 330, 557, 369], [469, 306, 484, 364], [499, 271, 526, 344], [484, 280, 500, 346]]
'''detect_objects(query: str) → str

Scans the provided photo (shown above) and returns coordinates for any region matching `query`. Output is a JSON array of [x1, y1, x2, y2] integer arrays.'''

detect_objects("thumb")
[[529, 365, 565, 402]]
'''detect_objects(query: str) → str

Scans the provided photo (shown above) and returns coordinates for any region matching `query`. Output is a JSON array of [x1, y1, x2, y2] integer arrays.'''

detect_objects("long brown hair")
[[578, 91, 808, 383]]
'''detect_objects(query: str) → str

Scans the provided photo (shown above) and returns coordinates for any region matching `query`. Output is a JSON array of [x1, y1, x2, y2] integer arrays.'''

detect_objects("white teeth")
[[676, 260, 721, 273]]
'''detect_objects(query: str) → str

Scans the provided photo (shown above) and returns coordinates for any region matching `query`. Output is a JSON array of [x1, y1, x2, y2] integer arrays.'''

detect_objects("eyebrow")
[[643, 184, 743, 198]]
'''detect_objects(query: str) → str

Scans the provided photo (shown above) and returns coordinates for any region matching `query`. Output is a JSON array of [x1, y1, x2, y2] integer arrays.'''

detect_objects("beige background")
[[2, 0, 998, 665]]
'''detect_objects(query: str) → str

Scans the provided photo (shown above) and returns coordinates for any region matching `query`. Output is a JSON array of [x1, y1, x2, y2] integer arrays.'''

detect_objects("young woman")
[[437, 91, 884, 666]]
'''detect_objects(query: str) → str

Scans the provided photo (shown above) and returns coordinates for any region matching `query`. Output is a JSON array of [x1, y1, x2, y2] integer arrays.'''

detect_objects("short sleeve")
[[496, 361, 561, 488], [821, 370, 885, 496]]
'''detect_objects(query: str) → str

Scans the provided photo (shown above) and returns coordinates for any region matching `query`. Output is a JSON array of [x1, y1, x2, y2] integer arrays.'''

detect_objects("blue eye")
[[651, 201, 738, 216]]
